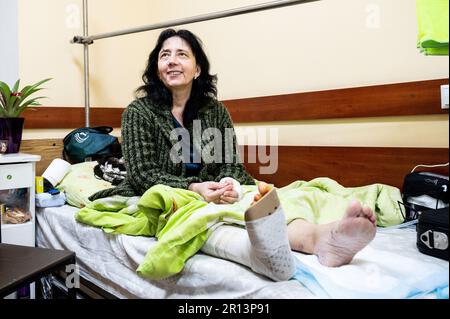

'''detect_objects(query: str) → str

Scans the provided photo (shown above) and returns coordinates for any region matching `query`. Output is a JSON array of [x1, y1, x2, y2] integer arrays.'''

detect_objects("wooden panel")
[[21, 79, 448, 128], [243, 146, 449, 190], [23, 107, 123, 129], [20, 139, 64, 176], [226, 79, 448, 123], [19, 139, 448, 190]]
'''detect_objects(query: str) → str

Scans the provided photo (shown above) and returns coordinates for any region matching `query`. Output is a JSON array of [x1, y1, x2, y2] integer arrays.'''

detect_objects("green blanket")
[[75, 178, 404, 280]]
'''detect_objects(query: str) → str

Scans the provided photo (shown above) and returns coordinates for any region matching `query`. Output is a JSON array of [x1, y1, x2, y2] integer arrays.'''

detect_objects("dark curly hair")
[[136, 29, 218, 126]]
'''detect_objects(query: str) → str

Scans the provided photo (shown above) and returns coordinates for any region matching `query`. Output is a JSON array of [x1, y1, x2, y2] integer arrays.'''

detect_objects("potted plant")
[[0, 78, 51, 153]]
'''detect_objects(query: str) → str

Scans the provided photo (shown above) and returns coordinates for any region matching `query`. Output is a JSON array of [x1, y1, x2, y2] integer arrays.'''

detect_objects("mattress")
[[36, 205, 313, 299]]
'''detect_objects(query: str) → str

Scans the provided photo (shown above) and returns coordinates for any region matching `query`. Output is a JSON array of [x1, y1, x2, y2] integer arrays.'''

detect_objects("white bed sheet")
[[37, 205, 448, 299], [36, 205, 314, 299], [202, 222, 449, 299]]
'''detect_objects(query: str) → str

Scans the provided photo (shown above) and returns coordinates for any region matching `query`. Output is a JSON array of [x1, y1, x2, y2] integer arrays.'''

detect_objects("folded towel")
[[416, 0, 449, 55]]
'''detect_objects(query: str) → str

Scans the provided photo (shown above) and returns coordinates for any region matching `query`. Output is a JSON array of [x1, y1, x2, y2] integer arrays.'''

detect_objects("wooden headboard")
[[22, 78, 449, 189], [20, 139, 64, 178]]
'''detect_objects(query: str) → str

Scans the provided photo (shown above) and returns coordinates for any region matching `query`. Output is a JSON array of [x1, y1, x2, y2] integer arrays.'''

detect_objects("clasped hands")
[[188, 180, 240, 204]]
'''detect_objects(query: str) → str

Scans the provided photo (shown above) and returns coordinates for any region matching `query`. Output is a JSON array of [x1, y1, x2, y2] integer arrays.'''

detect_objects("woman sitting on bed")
[[89, 28, 377, 269]]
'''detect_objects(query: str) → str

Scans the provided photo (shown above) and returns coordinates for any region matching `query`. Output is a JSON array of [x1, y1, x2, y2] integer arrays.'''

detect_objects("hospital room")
[[0, 0, 449, 306]]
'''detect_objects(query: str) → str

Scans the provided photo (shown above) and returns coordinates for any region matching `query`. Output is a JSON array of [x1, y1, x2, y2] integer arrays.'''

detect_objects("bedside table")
[[0, 243, 76, 299], [0, 153, 41, 246]]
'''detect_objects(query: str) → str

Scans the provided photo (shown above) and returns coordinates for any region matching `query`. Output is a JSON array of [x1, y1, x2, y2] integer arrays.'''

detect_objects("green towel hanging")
[[416, 0, 449, 56]]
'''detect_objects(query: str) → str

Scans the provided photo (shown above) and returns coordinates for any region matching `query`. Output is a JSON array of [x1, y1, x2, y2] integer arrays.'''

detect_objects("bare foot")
[[314, 200, 377, 267]]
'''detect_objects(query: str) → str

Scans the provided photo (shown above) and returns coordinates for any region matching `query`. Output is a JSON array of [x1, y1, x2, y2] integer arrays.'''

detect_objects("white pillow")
[[57, 161, 113, 208]]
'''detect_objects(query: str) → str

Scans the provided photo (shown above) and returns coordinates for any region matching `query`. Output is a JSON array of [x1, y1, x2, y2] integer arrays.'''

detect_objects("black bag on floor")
[[416, 207, 449, 261]]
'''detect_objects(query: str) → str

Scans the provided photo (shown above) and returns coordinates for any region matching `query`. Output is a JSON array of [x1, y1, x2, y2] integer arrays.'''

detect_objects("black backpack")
[[62, 126, 121, 164]]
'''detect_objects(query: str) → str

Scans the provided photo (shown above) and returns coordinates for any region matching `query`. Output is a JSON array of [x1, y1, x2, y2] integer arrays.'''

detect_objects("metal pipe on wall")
[[72, 0, 320, 124], [72, 0, 319, 44], [82, 0, 90, 127]]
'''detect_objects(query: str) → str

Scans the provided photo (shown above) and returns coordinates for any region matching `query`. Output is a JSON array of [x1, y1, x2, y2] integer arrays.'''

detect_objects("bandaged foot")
[[313, 200, 377, 267], [244, 183, 296, 281]]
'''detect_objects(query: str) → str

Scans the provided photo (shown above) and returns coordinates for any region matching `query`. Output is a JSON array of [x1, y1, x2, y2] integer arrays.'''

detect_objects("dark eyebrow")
[[159, 48, 190, 57]]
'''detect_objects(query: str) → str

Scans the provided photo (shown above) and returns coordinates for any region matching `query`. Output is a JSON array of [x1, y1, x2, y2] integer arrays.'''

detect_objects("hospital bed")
[[35, 202, 448, 299]]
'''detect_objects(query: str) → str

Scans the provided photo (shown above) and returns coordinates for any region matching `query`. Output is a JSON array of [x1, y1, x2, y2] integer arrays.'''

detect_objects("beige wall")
[[18, 0, 159, 107], [18, 0, 449, 148]]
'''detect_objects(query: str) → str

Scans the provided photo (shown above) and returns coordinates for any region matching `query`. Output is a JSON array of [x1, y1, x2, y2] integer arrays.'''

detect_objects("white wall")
[[18, 0, 449, 106], [0, 0, 19, 86], [15, 0, 450, 148], [151, 0, 449, 100], [17, 0, 159, 107]]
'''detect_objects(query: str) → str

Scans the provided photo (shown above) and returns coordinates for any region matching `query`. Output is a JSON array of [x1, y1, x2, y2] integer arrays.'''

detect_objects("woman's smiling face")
[[157, 36, 201, 93]]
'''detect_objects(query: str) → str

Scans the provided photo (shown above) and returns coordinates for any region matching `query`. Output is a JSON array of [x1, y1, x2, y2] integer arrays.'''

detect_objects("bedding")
[[74, 179, 404, 279], [37, 205, 449, 299], [42, 167, 447, 299], [203, 224, 449, 299], [36, 205, 313, 299]]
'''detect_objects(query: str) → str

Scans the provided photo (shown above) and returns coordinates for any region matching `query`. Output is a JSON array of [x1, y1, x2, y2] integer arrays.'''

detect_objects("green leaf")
[[0, 88, 7, 110], [12, 79, 20, 93], [9, 95, 19, 113], [0, 105, 8, 117], [0, 81, 12, 111], [19, 87, 43, 101], [20, 78, 51, 98], [0, 93, 6, 108], [0, 78, 51, 117], [13, 96, 47, 117]]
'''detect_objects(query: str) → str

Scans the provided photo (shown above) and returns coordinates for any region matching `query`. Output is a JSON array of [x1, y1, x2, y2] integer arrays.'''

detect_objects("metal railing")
[[71, 0, 321, 126]]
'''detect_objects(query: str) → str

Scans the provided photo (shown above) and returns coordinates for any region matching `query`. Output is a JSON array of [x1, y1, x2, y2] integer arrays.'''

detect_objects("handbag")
[[401, 171, 449, 221], [400, 166, 449, 260], [63, 126, 119, 164], [416, 207, 449, 261]]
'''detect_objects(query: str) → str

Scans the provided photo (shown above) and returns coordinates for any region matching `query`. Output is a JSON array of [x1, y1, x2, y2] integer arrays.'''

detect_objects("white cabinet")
[[0, 153, 41, 247]]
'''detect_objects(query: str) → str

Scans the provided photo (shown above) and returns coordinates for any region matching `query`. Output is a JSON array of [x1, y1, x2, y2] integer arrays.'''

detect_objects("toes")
[[346, 200, 377, 226], [252, 193, 262, 205], [257, 182, 271, 196], [363, 206, 377, 226], [345, 199, 363, 218]]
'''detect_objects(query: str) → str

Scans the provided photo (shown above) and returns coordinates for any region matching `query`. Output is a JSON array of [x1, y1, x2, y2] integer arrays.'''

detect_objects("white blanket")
[[203, 224, 449, 299], [36, 205, 313, 299]]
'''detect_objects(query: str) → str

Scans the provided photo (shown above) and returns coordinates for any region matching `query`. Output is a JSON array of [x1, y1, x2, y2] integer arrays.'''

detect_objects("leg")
[[242, 183, 296, 281], [245, 205, 296, 281], [287, 199, 377, 267]]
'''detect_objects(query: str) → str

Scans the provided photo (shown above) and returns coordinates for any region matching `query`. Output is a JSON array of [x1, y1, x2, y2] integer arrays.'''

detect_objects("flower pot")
[[0, 117, 25, 154]]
